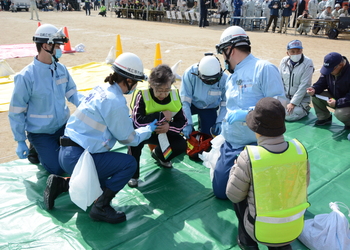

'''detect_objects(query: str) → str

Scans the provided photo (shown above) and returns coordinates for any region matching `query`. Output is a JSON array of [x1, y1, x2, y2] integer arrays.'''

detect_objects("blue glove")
[[210, 122, 222, 136], [227, 110, 249, 124], [16, 141, 29, 159], [182, 125, 193, 139], [148, 119, 158, 132]]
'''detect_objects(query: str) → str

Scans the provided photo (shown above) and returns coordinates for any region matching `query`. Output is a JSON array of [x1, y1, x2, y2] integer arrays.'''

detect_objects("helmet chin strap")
[[224, 46, 235, 74], [124, 79, 137, 94], [42, 44, 59, 62]]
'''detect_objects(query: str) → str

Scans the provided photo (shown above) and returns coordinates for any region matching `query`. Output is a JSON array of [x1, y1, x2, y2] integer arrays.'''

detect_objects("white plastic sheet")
[[69, 149, 103, 211], [298, 202, 350, 250]]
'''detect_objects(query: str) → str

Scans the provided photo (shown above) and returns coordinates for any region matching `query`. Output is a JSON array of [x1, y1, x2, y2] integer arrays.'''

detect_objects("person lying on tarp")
[[127, 64, 187, 188]]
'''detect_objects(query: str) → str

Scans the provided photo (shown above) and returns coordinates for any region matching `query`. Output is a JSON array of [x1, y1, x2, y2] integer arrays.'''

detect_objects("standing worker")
[[180, 54, 228, 138], [85, 0, 91, 15], [45, 53, 158, 224], [213, 26, 285, 199], [8, 24, 84, 175], [199, 0, 210, 27], [30, 0, 40, 21]]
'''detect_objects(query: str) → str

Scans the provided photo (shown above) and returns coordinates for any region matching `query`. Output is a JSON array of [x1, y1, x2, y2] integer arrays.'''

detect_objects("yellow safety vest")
[[130, 86, 182, 116], [246, 139, 309, 244]]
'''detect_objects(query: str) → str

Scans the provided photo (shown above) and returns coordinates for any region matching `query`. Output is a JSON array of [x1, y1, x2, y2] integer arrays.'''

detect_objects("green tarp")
[[1, 110, 349, 250]]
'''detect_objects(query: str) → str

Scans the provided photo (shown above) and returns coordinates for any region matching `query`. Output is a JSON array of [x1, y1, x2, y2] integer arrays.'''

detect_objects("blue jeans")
[[212, 141, 248, 199], [190, 104, 218, 135], [27, 125, 65, 175], [59, 145, 137, 192]]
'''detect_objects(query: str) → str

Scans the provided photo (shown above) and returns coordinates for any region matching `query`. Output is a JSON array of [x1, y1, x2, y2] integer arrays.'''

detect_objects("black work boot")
[[44, 174, 70, 210], [89, 188, 126, 224], [28, 143, 40, 164]]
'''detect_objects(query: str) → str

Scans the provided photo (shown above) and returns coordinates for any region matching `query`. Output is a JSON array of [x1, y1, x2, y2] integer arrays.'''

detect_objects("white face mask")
[[290, 54, 302, 63]]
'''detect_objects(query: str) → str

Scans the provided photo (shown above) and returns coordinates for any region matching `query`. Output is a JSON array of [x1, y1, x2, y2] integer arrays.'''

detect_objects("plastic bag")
[[298, 202, 350, 250], [105, 46, 115, 64], [199, 134, 225, 181], [0, 60, 15, 77], [69, 148, 103, 211], [74, 43, 85, 52]]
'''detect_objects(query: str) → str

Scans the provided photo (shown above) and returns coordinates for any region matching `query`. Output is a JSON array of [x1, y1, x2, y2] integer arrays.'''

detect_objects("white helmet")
[[112, 52, 147, 82], [197, 55, 223, 85], [33, 24, 68, 44], [215, 26, 250, 55]]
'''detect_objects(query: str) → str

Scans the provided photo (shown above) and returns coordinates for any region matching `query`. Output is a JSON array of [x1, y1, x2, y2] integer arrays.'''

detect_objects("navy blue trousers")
[[27, 125, 65, 175], [59, 145, 136, 192]]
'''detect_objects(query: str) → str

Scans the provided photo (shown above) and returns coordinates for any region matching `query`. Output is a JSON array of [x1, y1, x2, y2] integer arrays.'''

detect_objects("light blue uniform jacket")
[[8, 57, 83, 142], [180, 63, 228, 125], [65, 83, 153, 154], [222, 54, 285, 149]]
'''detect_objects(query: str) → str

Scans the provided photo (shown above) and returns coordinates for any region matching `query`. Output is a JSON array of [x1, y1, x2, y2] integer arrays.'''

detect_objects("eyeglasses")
[[153, 88, 171, 95]]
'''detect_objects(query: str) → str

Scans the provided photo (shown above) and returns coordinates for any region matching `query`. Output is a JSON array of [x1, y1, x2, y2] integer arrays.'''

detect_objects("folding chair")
[[171, 11, 177, 22], [176, 11, 184, 23], [184, 11, 191, 24], [165, 10, 172, 22], [189, 11, 197, 24], [195, 12, 201, 23]]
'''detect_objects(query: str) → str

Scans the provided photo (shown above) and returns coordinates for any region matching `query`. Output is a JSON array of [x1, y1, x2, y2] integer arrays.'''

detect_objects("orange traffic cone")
[[62, 27, 76, 53], [115, 34, 123, 58], [37, 22, 41, 27], [154, 43, 162, 67]]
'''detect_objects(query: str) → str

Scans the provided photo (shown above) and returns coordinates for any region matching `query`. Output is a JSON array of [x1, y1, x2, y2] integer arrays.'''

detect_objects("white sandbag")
[[298, 202, 350, 250], [69, 148, 103, 211]]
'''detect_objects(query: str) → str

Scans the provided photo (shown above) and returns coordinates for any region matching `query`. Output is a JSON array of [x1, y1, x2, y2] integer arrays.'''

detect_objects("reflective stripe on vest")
[[247, 139, 309, 244]]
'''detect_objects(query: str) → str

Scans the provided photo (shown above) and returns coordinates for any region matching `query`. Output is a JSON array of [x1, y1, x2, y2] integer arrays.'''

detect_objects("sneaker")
[[314, 115, 332, 126], [151, 149, 172, 168], [128, 178, 138, 188]]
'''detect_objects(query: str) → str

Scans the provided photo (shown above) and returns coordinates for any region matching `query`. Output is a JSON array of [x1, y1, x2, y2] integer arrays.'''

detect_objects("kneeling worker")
[[180, 54, 228, 138]]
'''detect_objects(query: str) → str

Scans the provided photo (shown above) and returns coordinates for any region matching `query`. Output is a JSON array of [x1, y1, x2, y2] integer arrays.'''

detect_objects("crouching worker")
[[44, 53, 158, 224], [226, 97, 310, 250], [180, 54, 228, 138], [127, 64, 187, 188], [98, 5, 106, 16]]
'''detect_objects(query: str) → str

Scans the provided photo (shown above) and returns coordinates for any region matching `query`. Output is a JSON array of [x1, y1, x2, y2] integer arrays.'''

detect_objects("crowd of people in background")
[[3, 0, 350, 34]]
